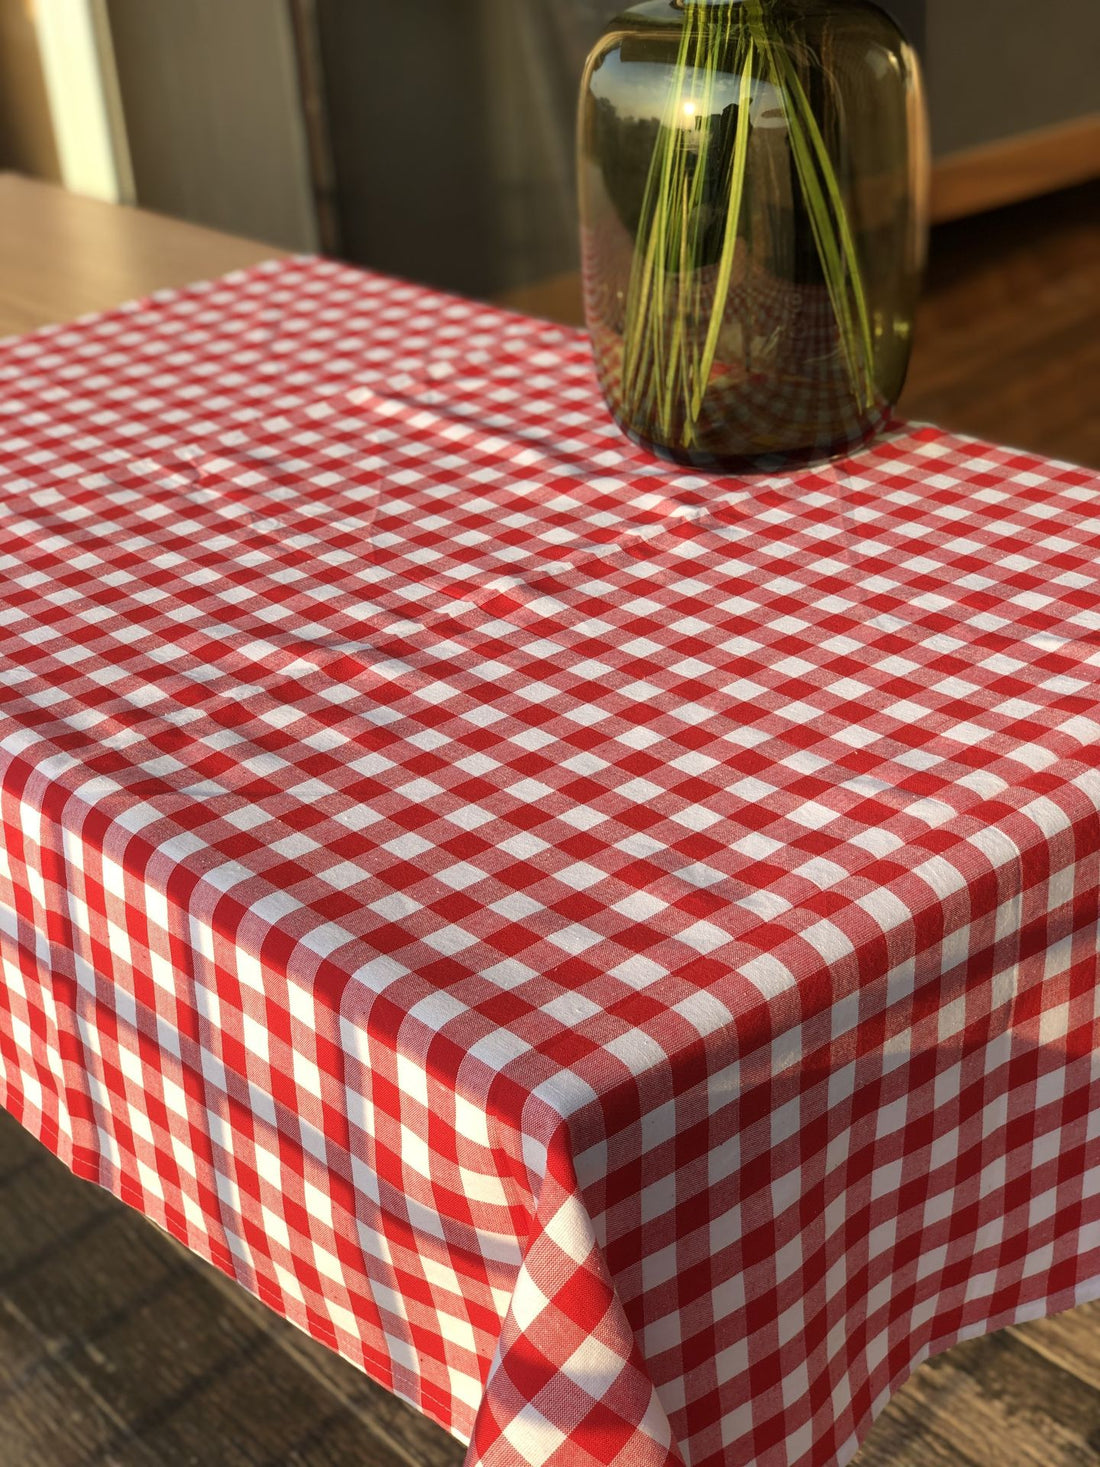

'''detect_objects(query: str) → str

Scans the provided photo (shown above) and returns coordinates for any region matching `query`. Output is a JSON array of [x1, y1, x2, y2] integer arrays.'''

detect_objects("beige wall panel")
[[0, 0, 62, 181]]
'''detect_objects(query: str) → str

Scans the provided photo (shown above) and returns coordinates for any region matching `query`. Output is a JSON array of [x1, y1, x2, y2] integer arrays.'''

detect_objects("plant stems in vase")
[[579, 0, 929, 469]]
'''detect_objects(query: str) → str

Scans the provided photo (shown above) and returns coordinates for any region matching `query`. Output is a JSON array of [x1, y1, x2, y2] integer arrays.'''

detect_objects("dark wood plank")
[[0, 1109, 464, 1467], [902, 181, 1100, 467], [1007, 1301, 1100, 1396], [867, 1329, 1100, 1467], [0, 1293, 162, 1467], [850, 1367, 991, 1467]]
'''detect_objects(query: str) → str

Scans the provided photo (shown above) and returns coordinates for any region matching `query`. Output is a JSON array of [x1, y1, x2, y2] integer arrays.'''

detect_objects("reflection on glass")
[[579, 0, 929, 469]]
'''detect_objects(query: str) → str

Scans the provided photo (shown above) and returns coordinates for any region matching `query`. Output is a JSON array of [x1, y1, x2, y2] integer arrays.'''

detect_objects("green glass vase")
[[578, 0, 929, 468]]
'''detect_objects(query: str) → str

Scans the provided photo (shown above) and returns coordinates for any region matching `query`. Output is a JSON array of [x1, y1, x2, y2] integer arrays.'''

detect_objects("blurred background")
[[0, 0, 1098, 461], [1, 0, 1097, 297], [0, 8, 1099, 1466]]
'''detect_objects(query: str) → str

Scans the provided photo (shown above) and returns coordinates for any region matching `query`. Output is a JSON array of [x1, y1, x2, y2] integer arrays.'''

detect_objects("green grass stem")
[[618, 1, 875, 451]]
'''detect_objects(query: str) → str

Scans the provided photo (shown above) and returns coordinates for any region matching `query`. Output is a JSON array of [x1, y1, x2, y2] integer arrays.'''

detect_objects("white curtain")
[[476, 0, 619, 291]]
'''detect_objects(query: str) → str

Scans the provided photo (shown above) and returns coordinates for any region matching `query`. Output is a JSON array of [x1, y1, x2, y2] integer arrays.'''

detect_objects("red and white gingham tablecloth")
[[2, 257, 1100, 1467]]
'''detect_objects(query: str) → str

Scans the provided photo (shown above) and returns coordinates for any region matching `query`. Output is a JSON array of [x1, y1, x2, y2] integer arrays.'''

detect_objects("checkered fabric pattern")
[[2, 256, 1100, 1467], [582, 226, 876, 461]]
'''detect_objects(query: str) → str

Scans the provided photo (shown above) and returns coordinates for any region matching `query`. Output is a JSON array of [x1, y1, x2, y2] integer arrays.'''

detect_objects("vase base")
[[619, 407, 894, 478]]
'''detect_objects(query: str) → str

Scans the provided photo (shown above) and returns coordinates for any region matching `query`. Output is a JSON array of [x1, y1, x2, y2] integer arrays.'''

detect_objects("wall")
[[315, 0, 516, 298], [312, 0, 932, 299], [925, 0, 1100, 155], [105, 0, 318, 249], [0, 0, 61, 181]]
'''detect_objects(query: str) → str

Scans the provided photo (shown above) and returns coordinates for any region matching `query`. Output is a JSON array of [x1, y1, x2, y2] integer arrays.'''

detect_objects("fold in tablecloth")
[[2, 257, 1100, 1467]]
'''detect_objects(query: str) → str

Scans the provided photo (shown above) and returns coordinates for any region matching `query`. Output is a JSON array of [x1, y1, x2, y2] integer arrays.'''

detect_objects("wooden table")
[[0, 172, 285, 340], [2, 169, 1097, 467], [3, 168, 1100, 1467]]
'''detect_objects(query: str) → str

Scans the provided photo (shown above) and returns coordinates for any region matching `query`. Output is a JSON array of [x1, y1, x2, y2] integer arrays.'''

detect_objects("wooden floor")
[[1, 182, 1099, 1465], [900, 180, 1099, 468], [4, 1103, 1100, 1467], [501, 180, 1100, 470], [0, 1109, 464, 1467]]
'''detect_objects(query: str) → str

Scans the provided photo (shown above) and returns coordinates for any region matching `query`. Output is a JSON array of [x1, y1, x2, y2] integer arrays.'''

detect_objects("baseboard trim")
[[932, 114, 1100, 223]]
